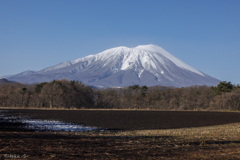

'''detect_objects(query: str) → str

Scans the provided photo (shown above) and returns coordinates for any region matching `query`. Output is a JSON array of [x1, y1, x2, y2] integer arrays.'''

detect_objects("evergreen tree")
[[212, 81, 234, 95], [140, 85, 148, 97], [35, 82, 48, 94]]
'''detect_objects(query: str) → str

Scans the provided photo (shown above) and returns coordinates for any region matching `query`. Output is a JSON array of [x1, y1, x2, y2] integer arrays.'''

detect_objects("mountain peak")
[[135, 44, 163, 52], [109, 44, 161, 53]]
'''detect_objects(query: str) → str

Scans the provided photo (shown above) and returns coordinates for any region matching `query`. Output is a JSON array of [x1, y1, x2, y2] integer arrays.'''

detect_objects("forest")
[[0, 79, 240, 111]]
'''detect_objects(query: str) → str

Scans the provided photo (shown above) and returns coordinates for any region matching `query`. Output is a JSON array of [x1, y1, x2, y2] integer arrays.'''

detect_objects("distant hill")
[[0, 78, 17, 84]]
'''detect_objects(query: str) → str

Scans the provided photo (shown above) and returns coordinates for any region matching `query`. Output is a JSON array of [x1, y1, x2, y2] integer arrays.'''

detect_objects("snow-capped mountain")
[[7, 45, 220, 87]]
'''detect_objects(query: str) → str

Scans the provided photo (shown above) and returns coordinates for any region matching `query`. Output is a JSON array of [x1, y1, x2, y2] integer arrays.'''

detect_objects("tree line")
[[0, 79, 240, 111]]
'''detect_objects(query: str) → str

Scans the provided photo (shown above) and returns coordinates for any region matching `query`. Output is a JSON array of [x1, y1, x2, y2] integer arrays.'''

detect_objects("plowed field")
[[1, 109, 240, 159], [2, 109, 240, 130]]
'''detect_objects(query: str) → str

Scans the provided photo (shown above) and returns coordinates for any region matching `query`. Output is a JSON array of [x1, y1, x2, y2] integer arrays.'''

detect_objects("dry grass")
[[75, 122, 240, 140], [68, 123, 240, 159], [2, 106, 240, 112], [125, 123, 240, 138]]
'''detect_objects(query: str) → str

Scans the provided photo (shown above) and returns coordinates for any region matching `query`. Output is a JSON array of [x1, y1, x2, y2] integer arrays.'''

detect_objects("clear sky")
[[0, 0, 240, 84]]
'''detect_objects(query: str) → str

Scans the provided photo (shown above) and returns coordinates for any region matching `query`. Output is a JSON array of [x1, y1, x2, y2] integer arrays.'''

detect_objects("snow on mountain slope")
[[7, 45, 220, 87], [135, 45, 204, 76]]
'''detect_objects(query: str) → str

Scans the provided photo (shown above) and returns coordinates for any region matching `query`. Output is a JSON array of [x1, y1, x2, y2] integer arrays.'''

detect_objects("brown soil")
[[2, 109, 240, 130], [1, 109, 240, 159], [1, 131, 240, 159]]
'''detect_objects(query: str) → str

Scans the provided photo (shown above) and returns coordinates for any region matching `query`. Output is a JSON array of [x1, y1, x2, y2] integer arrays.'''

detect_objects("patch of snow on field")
[[0, 111, 98, 132], [22, 119, 98, 132]]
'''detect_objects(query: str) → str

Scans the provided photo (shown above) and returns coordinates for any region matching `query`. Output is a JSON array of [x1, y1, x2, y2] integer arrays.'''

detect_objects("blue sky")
[[0, 0, 240, 84]]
